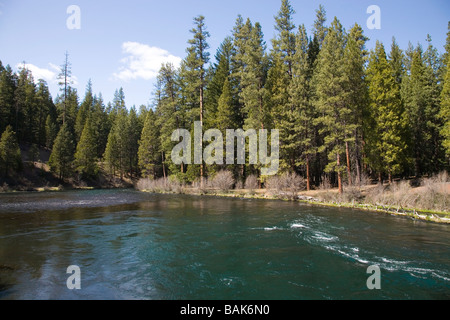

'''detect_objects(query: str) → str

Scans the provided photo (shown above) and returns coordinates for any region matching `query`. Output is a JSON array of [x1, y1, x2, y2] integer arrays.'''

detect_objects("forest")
[[0, 0, 450, 194]]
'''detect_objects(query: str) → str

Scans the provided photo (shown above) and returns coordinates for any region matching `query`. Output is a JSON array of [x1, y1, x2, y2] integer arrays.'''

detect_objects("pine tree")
[[366, 41, 407, 183], [49, 123, 75, 180], [288, 24, 314, 190], [183, 15, 210, 186], [75, 80, 94, 141], [155, 63, 185, 177], [439, 46, 450, 159], [313, 17, 349, 194], [91, 93, 110, 158], [205, 37, 234, 126], [57, 51, 73, 125], [126, 106, 141, 178], [74, 115, 98, 179], [403, 45, 443, 176], [104, 108, 128, 180], [0, 64, 17, 135], [240, 20, 268, 131], [35, 80, 56, 147], [15, 65, 37, 144], [308, 5, 328, 186], [272, 0, 296, 78], [342, 23, 369, 186], [138, 109, 161, 179], [313, 4, 327, 50], [0, 125, 22, 177]]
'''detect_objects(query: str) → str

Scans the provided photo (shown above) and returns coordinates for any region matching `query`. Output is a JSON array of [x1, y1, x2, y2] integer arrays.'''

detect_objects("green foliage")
[[441, 49, 450, 157], [104, 108, 128, 179], [366, 41, 408, 179], [75, 80, 94, 141], [74, 116, 98, 179], [402, 44, 444, 175], [0, 126, 22, 176], [49, 123, 75, 180], [0, 64, 17, 136], [0, 4, 448, 188], [313, 17, 350, 186], [138, 110, 161, 179]]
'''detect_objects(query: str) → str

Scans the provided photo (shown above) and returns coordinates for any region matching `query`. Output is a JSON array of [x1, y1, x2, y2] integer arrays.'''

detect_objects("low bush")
[[244, 174, 258, 190], [209, 170, 235, 193]]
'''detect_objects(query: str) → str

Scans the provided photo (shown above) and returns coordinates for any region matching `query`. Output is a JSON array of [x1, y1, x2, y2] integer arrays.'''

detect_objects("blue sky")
[[0, 0, 449, 108]]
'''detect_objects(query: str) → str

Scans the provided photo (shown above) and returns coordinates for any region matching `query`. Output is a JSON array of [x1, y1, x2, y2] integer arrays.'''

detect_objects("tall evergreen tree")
[[104, 108, 128, 180], [138, 109, 161, 179], [342, 23, 369, 186], [57, 51, 73, 125], [366, 41, 407, 183], [14, 66, 37, 144], [155, 63, 184, 176], [49, 122, 75, 180], [439, 42, 450, 159], [35, 80, 55, 147], [287, 24, 314, 189], [272, 0, 296, 78], [403, 45, 443, 175], [126, 106, 141, 178], [183, 15, 210, 185], [205, 37, 234, 126], [74, 115, 98, 179], [75, 80, 94, 141], [240, 20, 268, 131], [91, 93, 110, 158], [313, 17, 349, 194], [0, 125, 22, 177], [0, 64, 17, 135]]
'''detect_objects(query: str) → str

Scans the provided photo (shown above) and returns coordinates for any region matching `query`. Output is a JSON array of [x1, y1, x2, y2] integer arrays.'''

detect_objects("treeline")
[[1, 0, 450, 193]]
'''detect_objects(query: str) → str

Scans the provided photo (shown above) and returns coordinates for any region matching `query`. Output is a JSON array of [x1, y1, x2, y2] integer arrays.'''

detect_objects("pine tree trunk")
[[161, 151, 166, 180], [337, 153, 343, 194], [345, 141, 352, 186], [200, 84, 204, 189], [306, 155, 311, 191], [354, 129, 361, 186]]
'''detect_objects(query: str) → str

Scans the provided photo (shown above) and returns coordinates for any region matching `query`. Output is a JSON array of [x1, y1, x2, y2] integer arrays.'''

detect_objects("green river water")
[[0, 189, 448, 300]]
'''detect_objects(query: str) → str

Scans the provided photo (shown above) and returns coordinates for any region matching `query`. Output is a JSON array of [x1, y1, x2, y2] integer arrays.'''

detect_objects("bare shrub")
[[136, 177, 182, 193], [234, 180, 243, 190], [0, 183, 10, 192], [282, 172, 305, 199], [265, 172, 305, 199], [319, 174, 331, 190], [340, 187, 363, 203], [244, 175, 258, 191], [365, 184, 389, 206], [266, 175, 282, 192], [419, 172, 450, 211], [210, 170, 235, 193]]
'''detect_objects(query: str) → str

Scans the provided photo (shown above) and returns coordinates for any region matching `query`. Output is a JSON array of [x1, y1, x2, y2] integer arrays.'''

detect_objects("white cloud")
[[16, 63, 56, 83], [16, 63, 78, 86], [113, 42, 182, 81]]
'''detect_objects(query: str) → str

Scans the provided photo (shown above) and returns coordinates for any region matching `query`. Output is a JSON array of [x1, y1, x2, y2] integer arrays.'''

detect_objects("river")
[[0, 189, 448, 300]]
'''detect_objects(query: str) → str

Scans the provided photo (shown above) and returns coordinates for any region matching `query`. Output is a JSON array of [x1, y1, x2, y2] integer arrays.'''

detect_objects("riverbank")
[[136, 180, 450, 224], [0, 160, 133, 193]]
